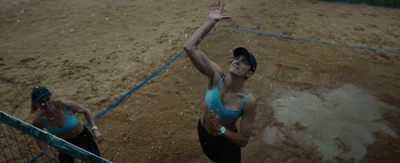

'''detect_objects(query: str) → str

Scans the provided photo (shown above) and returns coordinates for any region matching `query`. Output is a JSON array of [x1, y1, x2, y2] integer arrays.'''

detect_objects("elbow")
[[183, 44, 191, 52], [239, 141, 249, 147], [183, 43, 196, 52], [238, 138, 250, 147]]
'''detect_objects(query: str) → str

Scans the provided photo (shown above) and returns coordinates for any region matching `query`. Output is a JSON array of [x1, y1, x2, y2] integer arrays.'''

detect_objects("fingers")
[[210, 110, 215, 118], [220, 2, 225, 11], [210, 0, 223, 11], [210, 110, 216, 123], [97, 135, 103, 144], [92, 130, 103, 144]]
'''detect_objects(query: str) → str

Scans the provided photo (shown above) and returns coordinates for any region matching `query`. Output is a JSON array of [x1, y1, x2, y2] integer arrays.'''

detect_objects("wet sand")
[[1, 0, 400, 162]]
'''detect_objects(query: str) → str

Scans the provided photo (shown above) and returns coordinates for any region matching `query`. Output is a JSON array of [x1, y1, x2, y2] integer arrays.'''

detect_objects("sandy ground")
[[1, 0, 400, 162]]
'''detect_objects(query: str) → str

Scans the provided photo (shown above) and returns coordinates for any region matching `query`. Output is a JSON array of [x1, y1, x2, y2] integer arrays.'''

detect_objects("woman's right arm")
[[183, 0, 231, 79], [32, 117, 59, 163]]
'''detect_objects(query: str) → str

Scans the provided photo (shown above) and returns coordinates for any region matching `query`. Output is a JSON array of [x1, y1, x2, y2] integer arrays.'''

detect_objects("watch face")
[[219, 126, 225, 135]]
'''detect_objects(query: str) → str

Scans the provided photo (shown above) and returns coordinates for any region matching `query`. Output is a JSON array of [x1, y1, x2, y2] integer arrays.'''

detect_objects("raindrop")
[[106, 17, 109, 20], [16, 20, 20, 23], [184, 34, 187, 37], [21, 10, 24, 13], [70, 29, 74, 32], [124, 13, 127, 16]]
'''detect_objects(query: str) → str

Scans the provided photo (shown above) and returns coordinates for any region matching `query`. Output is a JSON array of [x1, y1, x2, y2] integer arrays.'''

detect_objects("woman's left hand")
[[93, 130, 103, 144], [210, 110, 223, 134]]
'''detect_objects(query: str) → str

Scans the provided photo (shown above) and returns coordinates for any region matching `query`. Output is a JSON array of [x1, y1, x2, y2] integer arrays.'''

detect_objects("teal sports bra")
[[205, 75, 253, 122], [38, 103, 78, 135]]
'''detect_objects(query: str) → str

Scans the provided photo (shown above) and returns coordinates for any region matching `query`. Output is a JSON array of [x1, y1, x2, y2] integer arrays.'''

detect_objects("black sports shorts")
[[197, 120, 240, 163]]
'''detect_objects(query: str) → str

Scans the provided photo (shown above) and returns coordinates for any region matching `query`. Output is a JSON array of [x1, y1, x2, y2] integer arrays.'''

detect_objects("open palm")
[[209, 0, 231, 21]]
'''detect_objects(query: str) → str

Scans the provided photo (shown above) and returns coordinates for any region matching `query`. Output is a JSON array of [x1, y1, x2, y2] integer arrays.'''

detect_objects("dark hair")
[[30, 100, 38, 114]]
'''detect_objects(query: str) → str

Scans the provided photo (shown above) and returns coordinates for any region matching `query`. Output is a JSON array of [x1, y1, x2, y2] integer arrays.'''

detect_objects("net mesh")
[[0, 123, 46, 162], [0, 111, 111, 163]]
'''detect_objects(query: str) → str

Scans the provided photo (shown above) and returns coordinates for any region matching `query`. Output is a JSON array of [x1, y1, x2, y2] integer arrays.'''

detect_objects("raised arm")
[[183, 0, 231, 79], [63, 100, 103, 144]]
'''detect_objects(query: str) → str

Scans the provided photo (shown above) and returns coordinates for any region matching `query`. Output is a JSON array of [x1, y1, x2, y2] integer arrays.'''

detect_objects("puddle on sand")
[[266, 84, 398, 161]]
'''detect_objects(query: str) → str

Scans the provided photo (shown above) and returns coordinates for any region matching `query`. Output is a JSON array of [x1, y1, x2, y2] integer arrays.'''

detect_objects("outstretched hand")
[[210, 110, 223, 134], [209, 0, 231, 22]]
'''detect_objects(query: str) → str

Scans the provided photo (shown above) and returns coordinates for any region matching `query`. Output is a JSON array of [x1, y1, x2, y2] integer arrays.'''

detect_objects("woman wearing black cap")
[[183, 1, 257, 162], [30, 86, 103, 163]]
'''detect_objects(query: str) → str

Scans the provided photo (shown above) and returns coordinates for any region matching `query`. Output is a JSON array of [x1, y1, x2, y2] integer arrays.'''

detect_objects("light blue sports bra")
[[38, 103, 78, 135], [205, 75, 253, 122]]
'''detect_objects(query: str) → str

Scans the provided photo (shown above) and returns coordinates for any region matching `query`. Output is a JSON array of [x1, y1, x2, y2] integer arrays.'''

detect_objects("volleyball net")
[[0, 110, 111, 163]]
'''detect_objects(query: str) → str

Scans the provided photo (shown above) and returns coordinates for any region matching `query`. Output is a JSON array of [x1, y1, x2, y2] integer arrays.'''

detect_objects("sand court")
[[87, 27, 400, 162], [1, 0, 400, 162]]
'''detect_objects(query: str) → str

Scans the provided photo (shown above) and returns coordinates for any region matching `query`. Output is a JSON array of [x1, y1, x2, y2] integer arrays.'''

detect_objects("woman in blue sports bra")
[[31, 86, 103, 163], [184, 1, 257, 162]]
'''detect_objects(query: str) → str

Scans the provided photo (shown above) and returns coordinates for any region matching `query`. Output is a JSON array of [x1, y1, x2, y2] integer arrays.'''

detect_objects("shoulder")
[[61, 100, 85, 112], [61, 100, 79, 107], [210, 61, 225, 81], [242, 93, 256, 113], [210, 61, 224, 75], [32, 115, 44, 129], [245, 95, 256, 107]]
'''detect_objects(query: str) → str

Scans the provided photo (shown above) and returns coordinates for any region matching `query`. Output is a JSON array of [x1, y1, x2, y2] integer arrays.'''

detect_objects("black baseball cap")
[[31, 86, 51, 102], [233, 47, 257, 72]]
